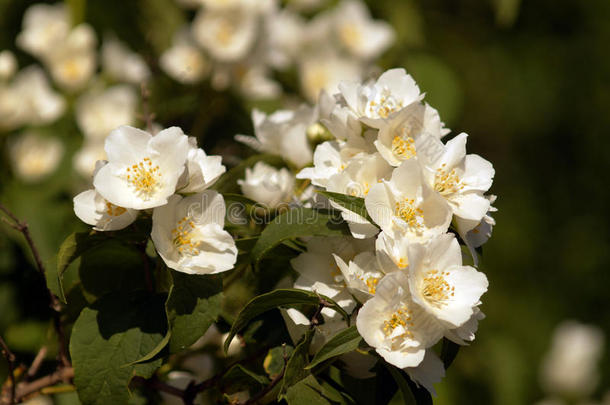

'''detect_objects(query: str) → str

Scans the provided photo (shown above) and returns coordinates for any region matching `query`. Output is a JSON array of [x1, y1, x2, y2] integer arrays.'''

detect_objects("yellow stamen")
[[394, 198, 423, 230], [421, 269, 454, 307], [125, 157, 162, 199], [434, 164, 463, 195]]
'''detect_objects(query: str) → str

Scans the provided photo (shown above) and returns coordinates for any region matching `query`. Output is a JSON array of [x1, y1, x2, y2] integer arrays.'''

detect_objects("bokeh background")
[[1, 0, 609, 404]]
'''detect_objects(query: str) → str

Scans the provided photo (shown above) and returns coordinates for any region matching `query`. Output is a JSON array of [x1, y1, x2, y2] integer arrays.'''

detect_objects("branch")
[[0, 336, 16, 405], [0, 203, 71, 368], [7, 367, 74, 405]]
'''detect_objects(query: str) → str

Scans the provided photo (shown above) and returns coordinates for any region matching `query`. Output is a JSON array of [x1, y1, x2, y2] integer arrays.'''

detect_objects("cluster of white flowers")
[[281, 68, 496, 393], [163, 0, 394, 100], [1, 2, 151, 182], [73, 125, 237, 275]]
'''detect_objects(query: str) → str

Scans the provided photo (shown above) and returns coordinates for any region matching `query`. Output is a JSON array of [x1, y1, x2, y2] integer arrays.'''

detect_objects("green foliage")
[[224, 289, 349, 353], [165, 270, 223, 353], [69, 292, 167, 405], [307, 326, 363, 370], [279, 328, 315, 398], [317, 191, 374, 224], [251, 207, 350, 269]]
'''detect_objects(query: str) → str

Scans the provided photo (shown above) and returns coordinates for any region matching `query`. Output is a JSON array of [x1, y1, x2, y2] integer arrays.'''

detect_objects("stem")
[[0, 336, 16, 405], [26, 347, 47, 381], [0, 203, 71, 368]]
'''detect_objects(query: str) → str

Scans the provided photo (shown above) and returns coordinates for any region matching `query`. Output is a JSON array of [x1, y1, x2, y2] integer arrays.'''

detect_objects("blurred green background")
[[1, 0, 609, 404]]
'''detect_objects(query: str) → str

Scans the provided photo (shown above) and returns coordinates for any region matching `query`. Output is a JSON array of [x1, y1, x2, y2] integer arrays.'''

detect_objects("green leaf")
[[55, 232, 106, 302], [440, 338, 460, 369], [251, 207, 349, 269], [306, 326, 362, 369], [166, 271, 223, 353], [317, 191, 374, 223], [280, 328, 314, 397], [224, 289, 349, 353], [70, 292, 167, 405], [222, 364, 270, 393], [212, 154, 285, 194], [264, 345, 294, 378], [285, 375, 334, 405]]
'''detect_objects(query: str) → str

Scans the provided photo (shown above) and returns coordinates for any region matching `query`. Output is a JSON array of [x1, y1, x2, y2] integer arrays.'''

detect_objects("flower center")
[[171, 216, 200, 256], [215, 20, 236, 46], [105, 201, 126, 217], [394, 198, 423, 230], [391, 134, 416, 160], [367, 88, 404, 119], [125, 158, 162, 199], [339, 23, 362, 49], [421, 270, 454, 307], [363, 276, 379, 294], [434, 164, 463, 196], [383, 305, 414, 339]]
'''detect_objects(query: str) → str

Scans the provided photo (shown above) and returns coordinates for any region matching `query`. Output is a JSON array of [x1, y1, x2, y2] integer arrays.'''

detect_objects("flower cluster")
[[73, 125, 237, 275], [163, 0, 394, 100], [284, 68, 496, 392]]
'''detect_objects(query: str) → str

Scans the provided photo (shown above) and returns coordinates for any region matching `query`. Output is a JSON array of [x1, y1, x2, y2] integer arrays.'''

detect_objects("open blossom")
[[356, 271, 443, 368], [291, 236, 374, 317], [177, 137, 226, 193], [455, 195, 497, 251], [93, 126, 189, 210], [334, 251, 385, 302], [406, 234, 488, 329], [151, 191, 237, 274], [375, 102, 449, 167], [10, 132, 64, 183], [326, 153, 392, 238], [299, 52, 362, 103], [16, 3, 70, 58], [238, 162, 295, 208], [101, 37, 150, 84], [160, 31, 210, 84], [0, 66, 65, 130], [76, 85, 138, 141], [404, 350, 445, 395], [73, 141, 107, 178], [73, 189, 138, 231], [339, 68, 422, 128], [365, 159, 452, 242], [192, 7, 258, 63], [420, 133, 495, 224], [236, 106, 315, 168], [333, 0, 394, 60]]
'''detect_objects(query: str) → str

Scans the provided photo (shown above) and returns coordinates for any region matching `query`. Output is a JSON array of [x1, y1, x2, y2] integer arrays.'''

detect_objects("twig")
[[0, 203, 71, 368], [26, 347, 47, 381], [1, 367, 75, 405], [240, 346, 289, 405], [0, 336, 16, 404]]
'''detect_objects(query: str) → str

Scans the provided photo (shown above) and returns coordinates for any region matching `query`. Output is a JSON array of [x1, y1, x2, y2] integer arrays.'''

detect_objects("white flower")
[[236, 106, 315, 168], [238, 162, 295, 208], [299, 52, 362, 103], [540, 321, 605, 398], [404, 350, 445, 395], [333, 0, 394, 60], [265, 9, 305, 69], [375, 229, 411, 271], [356, 271, 444, 368], [334, 251, 384, 302], [238, 64, 282, 99], [177, 137, 226, 193], [365, 159, 452, 242], [93, 126, 190, 210], [73, 189, 138, 231], [10, 132, 64, 183], [339, 68, 422, 128], [16, 3, 70, 58], [420, 133, 495, 223], [73, 140, 107, 178], [454, 195, 497, 264], [291, 236, 374, 317], [0, 66, 65, 130], [192, 7, 258, 63], [151, 191, 237, 274], [0, 50, 17, 81], [375, 102, 450, 166], [326, 153, 392, 238], [317, 90, 363, 143], [160, 32, 209, 84], [76, 85, 138, 141], [406, 234, 488, 329], [101, 37, 150, 84]]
